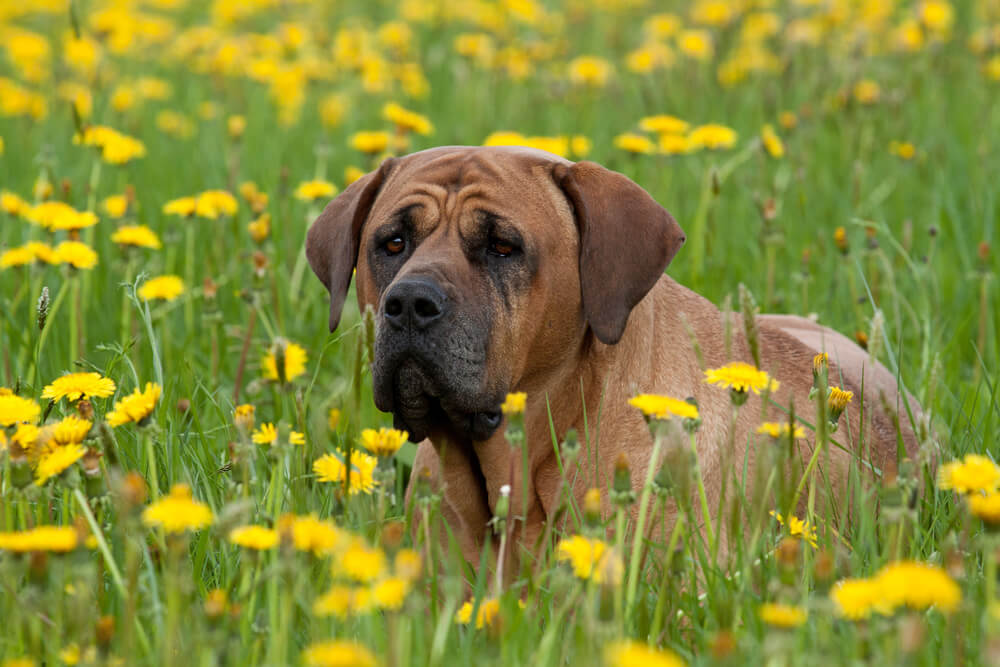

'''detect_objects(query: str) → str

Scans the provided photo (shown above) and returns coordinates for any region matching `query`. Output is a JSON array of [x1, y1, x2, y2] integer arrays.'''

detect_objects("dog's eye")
[[488, 238, 516, 258], [384, 236, 405, 255]]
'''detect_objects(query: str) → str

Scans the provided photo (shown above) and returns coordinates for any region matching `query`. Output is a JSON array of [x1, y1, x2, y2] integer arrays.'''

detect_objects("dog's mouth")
[[381, 360, 502, 443]]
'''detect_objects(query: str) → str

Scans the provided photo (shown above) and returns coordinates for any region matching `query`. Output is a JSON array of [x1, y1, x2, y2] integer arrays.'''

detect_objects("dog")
[[306, 145, 921, 571]]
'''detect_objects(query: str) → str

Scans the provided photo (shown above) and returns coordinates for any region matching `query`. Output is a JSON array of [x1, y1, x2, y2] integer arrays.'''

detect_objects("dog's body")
[[307, 146, 920, 569]]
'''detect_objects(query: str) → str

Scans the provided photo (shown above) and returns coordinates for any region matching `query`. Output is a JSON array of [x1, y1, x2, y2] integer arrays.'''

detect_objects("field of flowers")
[[1, 0, 999, 664]]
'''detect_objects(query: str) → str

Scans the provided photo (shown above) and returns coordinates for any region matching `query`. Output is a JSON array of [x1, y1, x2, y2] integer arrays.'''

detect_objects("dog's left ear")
[[553, 161, 686, 345], [306, 158, 395, 331]]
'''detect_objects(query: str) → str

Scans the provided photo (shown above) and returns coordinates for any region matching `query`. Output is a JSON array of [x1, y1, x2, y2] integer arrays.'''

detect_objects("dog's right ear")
[[306, 158, 395, 331]]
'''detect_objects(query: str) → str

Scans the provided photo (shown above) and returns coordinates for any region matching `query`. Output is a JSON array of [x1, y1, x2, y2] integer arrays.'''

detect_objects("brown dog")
[[306, 146, 921, 569]]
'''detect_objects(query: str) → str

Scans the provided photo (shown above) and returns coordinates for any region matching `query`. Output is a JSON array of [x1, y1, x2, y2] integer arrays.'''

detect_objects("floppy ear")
[[306, 158, 395, 331], [553, 161, 686, 345]]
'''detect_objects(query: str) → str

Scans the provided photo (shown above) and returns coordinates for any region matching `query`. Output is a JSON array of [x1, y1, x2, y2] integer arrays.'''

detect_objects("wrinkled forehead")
[[368, 146, 575, 229]]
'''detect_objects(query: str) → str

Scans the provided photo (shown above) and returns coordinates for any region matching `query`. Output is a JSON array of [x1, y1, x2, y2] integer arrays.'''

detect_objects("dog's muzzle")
[[372, 276, 502, 443]]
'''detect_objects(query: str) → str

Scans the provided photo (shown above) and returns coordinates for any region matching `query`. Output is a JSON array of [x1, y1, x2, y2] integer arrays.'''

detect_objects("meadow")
[[1, 0, 999, 664]]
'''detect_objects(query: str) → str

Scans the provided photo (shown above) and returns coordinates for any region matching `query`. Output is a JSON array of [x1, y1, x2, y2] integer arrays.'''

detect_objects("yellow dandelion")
[[968, 492, 1000, 524], [26, 201, 98, 233], [162, 197, 197, 217], [853, 79, 881, 105], [394, 548, 422, 581], [556, 534, 622, 584], [759, 602, 807, 628], [41, 372, 116, 402], [337, 541, 387, 583], [570, 135, 592, 158], [142, 484, 213, 534], [313, 585, 356, 618], [604, 640, 686, 667], [248, 213, 271, 242], [102, 194, 128, 219], [639, 115, 689, 134], [349, 131, 391, 154], [455, 598, 501, 629], [252, 422, 278, 446], [1, 245, 35, 269], [302, 640, 376, 667], [890, 141, 917, 160], [756, 422, 805, 439], [290, 430, 306, 446], [678, 29, 713, 60], [313, 451, 378, 495], [688, 124, 738, 150], [195, 190, 238, 219], [875, 560, 961, 614], [937, 454, 1000, 494], [0, 393, 41, 427], [328, 408, 342, 431], [286, 514, 346, 555], [1, 190, 30, 216], [262, 340, 308, 383], [828, 386, 853, 411], [233, 404, 255, 431], [34, 444, 86, 485], [106, 382, 161, 427], [761, 124, 784, 158], [372, 576, 410, 610], [628, 393, 699, 420], [137, 275, 185, 302], [359, 427, 408, 457], [613, 132, 657, 155], [704, 362, 779, 394], [382, 102, 433, 135], [111, 225, 162, 249], [51, 415, 92, 446], [295, 180, 338, 202], [770, 511, 818, 548], [500, 392, 527, 415], [0, 525, 78, 553], [229, 525, 279, 550], [830, 578, 885, 620], [568, 55, 613, 87], [54, 241, 98, 270], [344, 166, 365, 185]]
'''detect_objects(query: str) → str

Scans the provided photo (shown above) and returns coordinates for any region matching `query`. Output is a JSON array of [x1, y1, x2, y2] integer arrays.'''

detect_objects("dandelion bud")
[[76, 398, 94, 420], [95, 615, 115, 647], [583, 488, 602, 527], [812, 353, 828, 390], [854, 330, 868, 349], [493, 484, 510, 534], [611, 453, 635, 507], [776, 536, 800, 567], [834, 226, 849, 254], [233, 404, 255, 432], [381, 521, 406, 551], [252, 250, 269, 279], [560, 429, 580, 464], [204, 589, 228, 621], [176, 398, 191, 414], [37, 286, 49, 331], [120, 471, 148, 509], [827, 386, 853, 428]]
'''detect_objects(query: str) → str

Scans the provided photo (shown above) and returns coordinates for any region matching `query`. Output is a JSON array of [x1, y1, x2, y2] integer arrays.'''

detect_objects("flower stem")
[[624, 434, 664, 619], [143, 429, 161, 500], [690, 430, 716, 555]]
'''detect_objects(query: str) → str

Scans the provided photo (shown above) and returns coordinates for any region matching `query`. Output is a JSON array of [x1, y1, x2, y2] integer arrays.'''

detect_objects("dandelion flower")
[[500, 392, 527, 416], [42, 372, 116, 403], [688, 123, 738, 150], [770, 511, 818, 548], [248, 213, 271, 242], [759, 602, 807, 628], [286, 514, 346, 554], [0, 394, 41, 426], [704, 362, 779, 394], [106, 382, 161, 427], [556, 534, 622, 584], [313, 585, 357, 618], [0, 245, 35, 269], [639, 115, 689, 134], [876, 561, 962, 613], [51, 415, 92, 445], [455, 598, 500, 629], [394, 548, 422, 581], [26, 201, 98, 233], [195, 190, 238, 219], [337, 541, 388, 583], [937, 454, 1000, 494], [163, 197, 197, 217], [382, 102, 433, 135], [252, 422, 278, 446], [628, 393, 699, 420], [1, 190, 29, 216], [233, 404, 255, 431], [262, 340, 308, 383], [229, 525, 279, 550], [761, 124, 784, 158], [349, 131, 391, 154], [604, 640, 686, 667], [314, 451, 378, 495], [34, 444, 86, 485], [756, 422, 805, 439], [54, 241, 98, 270], [142, 484, 213, 534], [138, 275, 185, 302], [111, 225, 162, 249], [613, 133, 656, 155], [0, 525, 78, 553], [295, 180, 338, 201], [831, 578, 886, 620], [302, 640, 376, 667], [853, 79, 881, 105], [828, 386, 853, 411], [372, 576, 410, 610], [103, 194, 128, 218], [568, 55, 613, 87], [968, 492, 1000, 524], [290, 430, 306, 445], [359, 427, 408, 457]]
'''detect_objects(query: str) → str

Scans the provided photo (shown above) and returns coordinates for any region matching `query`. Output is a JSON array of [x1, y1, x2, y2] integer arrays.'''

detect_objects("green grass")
[[1, 1, 999, 665]]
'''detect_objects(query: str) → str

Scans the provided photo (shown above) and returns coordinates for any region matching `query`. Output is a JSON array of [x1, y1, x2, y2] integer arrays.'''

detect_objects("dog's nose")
[[384, 278, 448, 331]]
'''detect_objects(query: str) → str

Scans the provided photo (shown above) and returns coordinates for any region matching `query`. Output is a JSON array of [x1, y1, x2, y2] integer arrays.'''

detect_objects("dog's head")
[[307, 146, 685, 443]]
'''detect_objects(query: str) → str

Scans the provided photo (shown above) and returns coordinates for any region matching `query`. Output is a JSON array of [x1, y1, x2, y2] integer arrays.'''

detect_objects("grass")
[[1, 0, 999, 665]]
